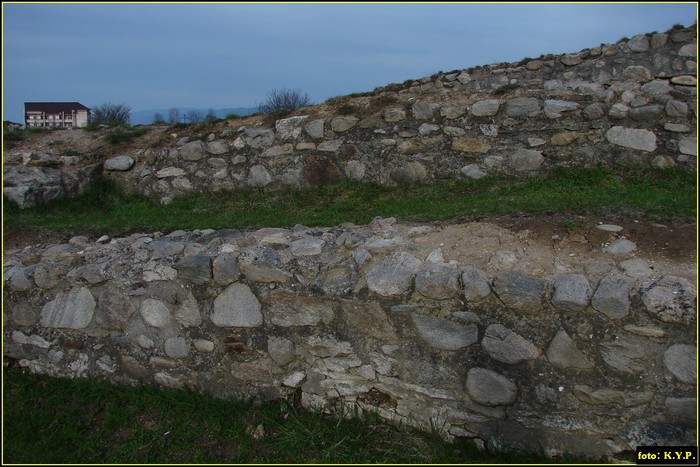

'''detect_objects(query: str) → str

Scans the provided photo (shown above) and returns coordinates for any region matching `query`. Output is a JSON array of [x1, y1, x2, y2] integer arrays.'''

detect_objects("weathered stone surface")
[[212, 283, 262, 327], [627, 35, 650, 52], [440, 104, 467, 119], [156, 167, 186, 178], [551, 132, 581, 146], [461, 164, 487, 179], [551, 274, 591, 312], [561, 54, 582, 66], [262, 144, 294, 158], [678, 44, 696, 57], [471, 99, 501, 117], [678, 136, 696, 156], [390, 162, 427, 184], [174, 293, 201, 327], [466, 368, 518, 406], [452, 137, 492, 153], [238, 246, 292, 283], [415, 262, 460, 300], [665, 398, 696, 427], [366, 252, 421, 296], [600, 338, 648, 374], [383, 108, 406, 122], [149, 240, 184, 259], [179, 140, 205, 161], [411, 101, 440, 120], [291, 237, 325, 256], [40, 286, 96, 329], [194, 339, 214, 353], [244, 128, 275, 148], [619, 258, 653, 278], [173, 254, 212, 285], [461, 266, 491, 301], [622, 65, 652, 81], [104, 155, 135, 171], [331, 116, 359, 132], [303, 119, 325, 139], [340, 300, 396, 340], [665, 100, 688, 117], [544, 100, 580, 119], [591, 275, 632, 319], [505, 97, 541, 117], [663, 344, 695, 384], [492, 271, 547, 312], [411, 314, 478, 350], [165, 337, 189, 359], [249, 165, 272, 187], [573, 385, 653, 407], [140, 298, 171, 328], [508, 149, 544, 172], [482, 324, 541, 364], [671, 75, 696, 86], [213, 253, 241, 286], [545, 329, 594, 370], [641, 276, 696, 325], [263, 290, 334, 327], [276, 116, 309, 140], [98, 289, 135, 330], [603, 239, 637, 255], [605, 126, 656, 152], [268, 336, 295, 365], [305, 155, 341, 185]]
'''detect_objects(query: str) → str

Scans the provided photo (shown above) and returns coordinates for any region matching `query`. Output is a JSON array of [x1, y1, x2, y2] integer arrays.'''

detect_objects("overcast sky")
[[3, 2, 697, 123]]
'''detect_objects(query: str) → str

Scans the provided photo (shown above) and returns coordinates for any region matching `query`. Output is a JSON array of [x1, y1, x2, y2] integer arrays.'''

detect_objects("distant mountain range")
[[130, 107, 258, 125]]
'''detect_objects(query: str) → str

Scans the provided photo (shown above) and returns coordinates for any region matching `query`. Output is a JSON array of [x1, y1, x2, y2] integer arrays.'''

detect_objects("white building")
[[24, 102, 91, 128]]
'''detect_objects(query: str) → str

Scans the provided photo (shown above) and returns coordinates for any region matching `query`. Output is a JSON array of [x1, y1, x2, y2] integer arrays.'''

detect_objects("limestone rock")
[[545, 329, 594, 370], [505, 97, 541, 117], [605, 126, 656, 152], [331, 116, 359, 132], [544, 100, 580, 119], [383, 108, 406, 122], [591, 275, 632, 319], [40, 286, 96, 329], [104, 155, 135, 171], [263, 290, 334, 327], [461, 164, 487, 179], [244, 128, 275, 148], [663, 344, 695, 384], [641, 276, 696, 325], [179, 140, 206, 161], [238, 246, 292, 283], [173, 254, 212, 285], [452, 137, 492, 153], [213, 253, 241, 286], [276, 116, 309, 140], [412, 101, 440, 120], [466, 368, 518, 406], [140, 298, 171, 328], [268, 336, 295, 365], [366, 252, 421, 296], [508, 149, 544, 172], [481, 324, 542, 363], [603, 239, 637, 255], [164, 337, 189, 359], [551, 274, 591, 312], [600, 338, 648, 374], [461, 266, 491, 301], [492, 271, 547, 312], [212, 282, 263, 327], [471, 99, 501, 117], [411, 314, 478, 350], [573, 385, 653, 407], [415, 262, 460, 300]]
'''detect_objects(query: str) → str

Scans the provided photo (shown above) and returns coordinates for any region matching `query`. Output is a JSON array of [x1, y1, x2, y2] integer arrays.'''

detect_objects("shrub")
[[259, 88, 312, 114], [90, 102, 131, 126], [104, 128, 146, 144]]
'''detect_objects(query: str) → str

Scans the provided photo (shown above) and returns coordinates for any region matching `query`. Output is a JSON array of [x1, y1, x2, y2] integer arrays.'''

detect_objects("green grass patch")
[[2, 369, 593, 464], [3, 167, 696, 237]]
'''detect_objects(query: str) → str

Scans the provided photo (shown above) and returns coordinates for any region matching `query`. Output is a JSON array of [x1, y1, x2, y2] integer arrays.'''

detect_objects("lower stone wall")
[[4, 219, 696, 457]]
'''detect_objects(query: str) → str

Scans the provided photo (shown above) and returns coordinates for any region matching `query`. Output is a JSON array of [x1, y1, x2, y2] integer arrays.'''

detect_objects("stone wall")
[[93, 25, 698, 205], [4, 218, 696, 458]]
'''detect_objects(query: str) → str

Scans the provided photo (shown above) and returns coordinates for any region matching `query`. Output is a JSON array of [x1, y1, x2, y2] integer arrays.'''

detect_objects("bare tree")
[[90, 102, 131, 126], [153, 112, 165, 124], [205, 108, 217, 122], [258, 88, 312, 113], [185, 110, 203, 123], [169, 108, 180, 124]]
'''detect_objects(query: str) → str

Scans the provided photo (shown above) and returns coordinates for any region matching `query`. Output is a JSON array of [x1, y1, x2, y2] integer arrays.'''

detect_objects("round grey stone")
[[466, 368, 518, 406]]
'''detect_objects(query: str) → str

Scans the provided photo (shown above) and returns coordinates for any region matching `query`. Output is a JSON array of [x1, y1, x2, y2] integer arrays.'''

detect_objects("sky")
[[2, 2, 697, 124]]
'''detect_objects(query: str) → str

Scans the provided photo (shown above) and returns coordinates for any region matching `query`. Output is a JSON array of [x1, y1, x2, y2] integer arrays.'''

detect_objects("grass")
[[3, 167, 696, 238], [2, 368, 594, 464], [104, 127, 147, 144]]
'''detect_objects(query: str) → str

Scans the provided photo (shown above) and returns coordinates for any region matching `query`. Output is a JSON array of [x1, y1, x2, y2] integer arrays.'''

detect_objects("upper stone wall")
[[3, 25, 697, 208]]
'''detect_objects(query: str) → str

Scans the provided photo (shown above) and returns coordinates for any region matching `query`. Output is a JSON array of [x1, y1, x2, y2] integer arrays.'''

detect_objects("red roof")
[[25, 102, 90, 113]]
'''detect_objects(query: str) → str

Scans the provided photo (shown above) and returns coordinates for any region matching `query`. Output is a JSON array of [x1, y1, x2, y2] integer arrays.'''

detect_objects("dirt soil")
[[4, 214, 696, 282]]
